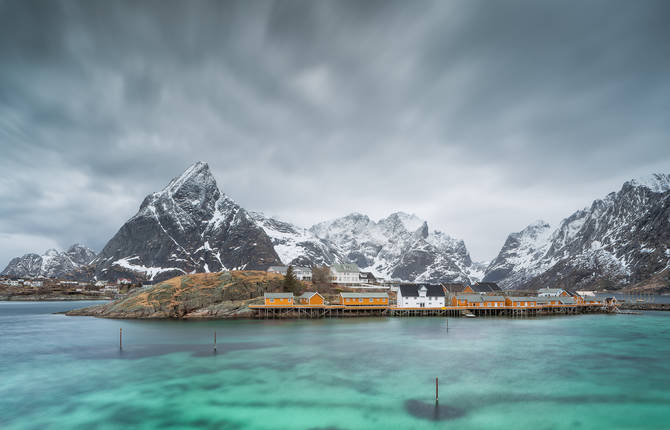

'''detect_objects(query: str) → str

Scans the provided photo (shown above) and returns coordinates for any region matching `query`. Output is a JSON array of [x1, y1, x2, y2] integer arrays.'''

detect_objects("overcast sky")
[[1, 0, 669, 266]]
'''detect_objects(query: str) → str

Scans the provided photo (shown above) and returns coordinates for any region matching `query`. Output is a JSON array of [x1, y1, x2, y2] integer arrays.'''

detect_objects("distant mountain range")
[[1, 244, 96, 279], [2, 163, 669, 292]]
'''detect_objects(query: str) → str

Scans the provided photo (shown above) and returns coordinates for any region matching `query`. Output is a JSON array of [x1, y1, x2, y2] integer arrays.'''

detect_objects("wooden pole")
[[214, 330, 217, 352], [435, 377, 439, 402], [119, 328, 123, 350]]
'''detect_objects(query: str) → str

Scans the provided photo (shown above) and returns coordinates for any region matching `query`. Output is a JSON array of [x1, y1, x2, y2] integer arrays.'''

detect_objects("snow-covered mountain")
[[92, 162, 281, 281], [1, 244, 96, 278], [310, 212, 478, 283], [483, 174, 670, 290], [248, 212, 344, 267]]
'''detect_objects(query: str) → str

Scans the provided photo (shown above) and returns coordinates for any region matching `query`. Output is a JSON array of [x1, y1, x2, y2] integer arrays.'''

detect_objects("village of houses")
[[0, 262, 615, 316], [254, 263, 612, 318], [0, 276, 141, 300]]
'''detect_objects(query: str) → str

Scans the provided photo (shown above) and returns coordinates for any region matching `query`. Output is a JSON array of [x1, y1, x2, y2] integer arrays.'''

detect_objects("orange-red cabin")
[[297, 292, 325, 306], [340, 292, 388, 306], [264, 293, 294, 306]]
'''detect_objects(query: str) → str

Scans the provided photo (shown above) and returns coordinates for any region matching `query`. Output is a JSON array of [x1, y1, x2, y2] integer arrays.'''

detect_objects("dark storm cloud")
[[0, 0, 669, 265]]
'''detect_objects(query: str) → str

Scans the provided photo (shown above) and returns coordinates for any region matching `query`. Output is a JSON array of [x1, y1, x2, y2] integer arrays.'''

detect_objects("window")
[[270, 298, 274, 303], [359, 298, 363, 302]]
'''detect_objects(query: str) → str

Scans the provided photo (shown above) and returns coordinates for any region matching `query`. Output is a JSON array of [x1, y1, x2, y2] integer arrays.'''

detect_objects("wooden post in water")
[[214, 331, 217, 352], [446, 318, 448, 331], [435, 377, 439, 402], [119, 328, 123, 350]]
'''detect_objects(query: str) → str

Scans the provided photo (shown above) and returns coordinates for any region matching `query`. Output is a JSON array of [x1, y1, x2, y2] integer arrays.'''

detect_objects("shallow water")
[[1, 301, 669, 429]]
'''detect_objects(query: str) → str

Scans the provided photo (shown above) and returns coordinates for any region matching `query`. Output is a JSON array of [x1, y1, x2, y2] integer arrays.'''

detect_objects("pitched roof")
[[442, 283, 469, 293], [508, 296, 538, 302], [297, 292, 323, 299], [340, 292, 388, 298], [455, 294, 485, 302], [472, 282, 502, 292], [331, 263, 360, 273], [399, 284, 445, 297], [264, 293, 294, 298]]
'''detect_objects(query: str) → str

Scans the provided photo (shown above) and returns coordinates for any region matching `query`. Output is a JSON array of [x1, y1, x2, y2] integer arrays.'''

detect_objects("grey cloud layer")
[[1, 0, 669, 265]]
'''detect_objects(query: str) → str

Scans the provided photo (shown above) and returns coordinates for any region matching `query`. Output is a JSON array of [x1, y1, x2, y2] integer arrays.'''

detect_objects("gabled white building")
[[538, 288, 566, 297], [330, 264, 361, 285], [396, 284, 446, 308]]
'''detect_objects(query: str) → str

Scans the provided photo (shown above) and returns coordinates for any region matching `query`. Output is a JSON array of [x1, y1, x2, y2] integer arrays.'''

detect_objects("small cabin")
[[505, 297, 538, 307], [340, 292, 388, 306], [264, 292, 294, 306], [297, 292, 325, 306]]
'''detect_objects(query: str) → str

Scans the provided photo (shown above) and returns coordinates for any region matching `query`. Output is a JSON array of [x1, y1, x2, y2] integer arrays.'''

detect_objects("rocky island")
[[66, 271, 285, 319]]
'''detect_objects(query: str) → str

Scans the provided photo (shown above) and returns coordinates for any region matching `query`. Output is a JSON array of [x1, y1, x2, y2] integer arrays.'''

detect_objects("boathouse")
[[397, 284, 445, 308], [264, 293, 294, 306], [340, 292, 388, 306], [297, 292, 325, 306]]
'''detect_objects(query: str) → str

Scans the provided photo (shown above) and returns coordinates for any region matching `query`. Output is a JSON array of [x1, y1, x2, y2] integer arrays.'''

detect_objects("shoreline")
[[0, 296, 113, 302]]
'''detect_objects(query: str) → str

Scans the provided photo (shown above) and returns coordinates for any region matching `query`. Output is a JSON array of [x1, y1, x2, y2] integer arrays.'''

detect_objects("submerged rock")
[[404, 399, 466, 421]]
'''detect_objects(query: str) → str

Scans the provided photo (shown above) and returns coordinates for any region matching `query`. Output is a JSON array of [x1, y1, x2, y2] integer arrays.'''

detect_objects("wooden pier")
[[249, 303, 605, 319]]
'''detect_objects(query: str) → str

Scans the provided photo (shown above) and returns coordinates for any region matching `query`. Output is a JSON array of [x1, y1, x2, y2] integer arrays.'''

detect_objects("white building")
[[94, 280, 107, 287], [396, 284, 446, 308], [8, 280, 20, 286], [538, 288, 566, 297], [330, 263, 361, 285], [267, 266, 312, 281]]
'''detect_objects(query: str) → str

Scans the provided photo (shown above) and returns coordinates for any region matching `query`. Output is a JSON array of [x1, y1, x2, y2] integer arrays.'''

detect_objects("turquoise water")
[[1, 302, 670, 429]]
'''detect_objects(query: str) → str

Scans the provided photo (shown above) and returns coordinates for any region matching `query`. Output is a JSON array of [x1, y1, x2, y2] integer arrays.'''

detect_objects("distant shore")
[[0, 295, 113, 302], [618, 302, 670, 311]]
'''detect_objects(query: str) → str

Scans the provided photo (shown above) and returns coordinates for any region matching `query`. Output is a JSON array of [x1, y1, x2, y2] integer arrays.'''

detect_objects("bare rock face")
[[1, 244, 96, 278], [484, 174, 670, 291], [92, 162, 281, 282]]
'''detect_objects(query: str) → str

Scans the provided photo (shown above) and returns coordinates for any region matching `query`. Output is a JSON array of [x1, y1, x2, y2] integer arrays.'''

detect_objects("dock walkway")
[[248, 303, 605, 319]]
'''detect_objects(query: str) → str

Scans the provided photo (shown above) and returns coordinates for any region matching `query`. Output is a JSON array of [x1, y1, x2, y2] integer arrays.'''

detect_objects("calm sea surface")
[[1, 301, 670, 430]]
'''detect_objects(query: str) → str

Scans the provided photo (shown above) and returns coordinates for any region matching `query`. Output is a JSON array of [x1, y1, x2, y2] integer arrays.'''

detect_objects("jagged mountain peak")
[[626, 173, 670, 194], [1, 244, 97, 278], [485, 173, 670, 290], [517, 220, 552, 238], [94, 163, 280, 281]]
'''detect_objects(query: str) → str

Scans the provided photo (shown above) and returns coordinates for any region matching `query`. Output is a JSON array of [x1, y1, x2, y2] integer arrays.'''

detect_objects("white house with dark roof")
[[397, 284, 446, 308]]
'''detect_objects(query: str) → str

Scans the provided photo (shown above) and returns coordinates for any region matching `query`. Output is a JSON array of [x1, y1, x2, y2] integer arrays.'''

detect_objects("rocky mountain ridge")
[[483, 174, 670, 291], [91, 162, 281, 282], [1, 244, 96, 278], [309, 212, 478, 284]]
